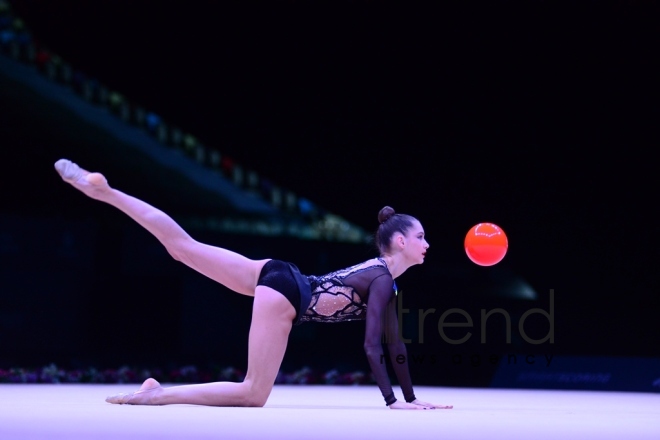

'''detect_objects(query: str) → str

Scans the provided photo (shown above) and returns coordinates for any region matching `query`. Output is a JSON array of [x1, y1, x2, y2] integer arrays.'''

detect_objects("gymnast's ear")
[[394, 232, 406, 249]]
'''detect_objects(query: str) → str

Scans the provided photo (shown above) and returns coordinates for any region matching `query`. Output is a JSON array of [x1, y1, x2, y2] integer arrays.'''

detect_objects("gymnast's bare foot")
[[105, 378, 163, 405], [54, 159, 110, 200]]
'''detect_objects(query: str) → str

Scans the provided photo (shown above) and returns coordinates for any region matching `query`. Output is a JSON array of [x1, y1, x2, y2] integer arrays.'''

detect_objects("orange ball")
[[464, 223, 508, 266]]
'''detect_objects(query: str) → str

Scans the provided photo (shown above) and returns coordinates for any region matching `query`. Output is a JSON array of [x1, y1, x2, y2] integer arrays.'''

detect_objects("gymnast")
[[54, 159, 453, 410]]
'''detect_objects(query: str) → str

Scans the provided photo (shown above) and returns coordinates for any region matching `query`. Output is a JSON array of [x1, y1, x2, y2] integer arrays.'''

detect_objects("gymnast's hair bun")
[[378, 206, 396, 224]]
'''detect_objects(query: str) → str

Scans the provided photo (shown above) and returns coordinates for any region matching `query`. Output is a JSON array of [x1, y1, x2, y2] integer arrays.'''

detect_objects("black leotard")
[[300, 258, 416, 406], [257, 257, 416, 405]]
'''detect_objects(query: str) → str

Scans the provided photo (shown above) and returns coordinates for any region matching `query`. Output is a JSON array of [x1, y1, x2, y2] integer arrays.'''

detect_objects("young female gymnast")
[[54, 159, 453, 410]]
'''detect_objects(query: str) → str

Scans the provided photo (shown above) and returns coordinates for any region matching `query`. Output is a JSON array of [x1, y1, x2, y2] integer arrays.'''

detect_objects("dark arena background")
[[1, 1, 659, 438]]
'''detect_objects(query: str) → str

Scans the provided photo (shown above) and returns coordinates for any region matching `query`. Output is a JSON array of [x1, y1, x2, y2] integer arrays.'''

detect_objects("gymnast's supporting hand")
[[387, 400, 453, 410]]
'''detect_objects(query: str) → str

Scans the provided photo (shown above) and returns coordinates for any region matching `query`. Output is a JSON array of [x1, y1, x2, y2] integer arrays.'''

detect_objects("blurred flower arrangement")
[[0, 364, 376, 385]]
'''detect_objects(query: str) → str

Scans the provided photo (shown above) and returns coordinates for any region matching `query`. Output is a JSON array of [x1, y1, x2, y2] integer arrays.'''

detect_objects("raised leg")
[[57, 160, 297, 407], [106, 286, 295, 407], [55, 159, 267, 296]]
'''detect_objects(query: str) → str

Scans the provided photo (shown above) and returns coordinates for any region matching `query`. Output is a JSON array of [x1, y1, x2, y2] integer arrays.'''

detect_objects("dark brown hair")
[[375, 206, 418, 254]]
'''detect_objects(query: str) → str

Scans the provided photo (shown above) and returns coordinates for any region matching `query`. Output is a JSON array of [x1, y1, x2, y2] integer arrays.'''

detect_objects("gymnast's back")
[[299, 258, 394, 323]]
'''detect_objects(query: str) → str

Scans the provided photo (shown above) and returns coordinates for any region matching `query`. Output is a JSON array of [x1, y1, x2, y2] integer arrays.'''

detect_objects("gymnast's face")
[[402, 220, 429, 264]]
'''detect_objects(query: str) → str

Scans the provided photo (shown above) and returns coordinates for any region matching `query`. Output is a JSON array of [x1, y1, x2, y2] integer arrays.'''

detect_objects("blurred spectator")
[[196, 144, 207, 164], [108, 92, 131, 121], [0, 28, 14, 47], [285, 192, 296, 211], [44, 55, 60, 80], [156, 123, 168, 144], [34, 48, 50, 68], [246, 170, 258, 188], [81, 78, 100, 102], [59, 61, 72, 83], [220, 156, 234, 174], [133, 106, 146, 126], [0, 1, 13, 32], [145, 112, 161, 133], [72, 70, 88, 95], [182, 134, 196, 151], [259, 177, 274, 197], [0, 15, 31, 60], [270, 187, 282, 207], [170, 127, 183, 147], [209, 149, 221, 168], [108, 91, 123, 108], [0, 0, 11, 15], [232, 164, 243, 186], [298, 198, 320, 221], [97, 85, 109, 105]]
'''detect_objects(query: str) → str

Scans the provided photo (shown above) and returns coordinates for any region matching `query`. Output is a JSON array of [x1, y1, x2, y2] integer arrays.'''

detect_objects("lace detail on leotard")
[[299, 259, 391, 323]]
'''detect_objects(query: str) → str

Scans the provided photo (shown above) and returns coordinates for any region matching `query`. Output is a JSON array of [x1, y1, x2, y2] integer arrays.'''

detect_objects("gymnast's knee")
[[239, 381, 270, 407], [242, 395, 268, 408]]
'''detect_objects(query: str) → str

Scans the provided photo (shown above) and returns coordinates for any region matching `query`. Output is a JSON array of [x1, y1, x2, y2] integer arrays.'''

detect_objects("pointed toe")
[[105, 393, 132, 405]]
